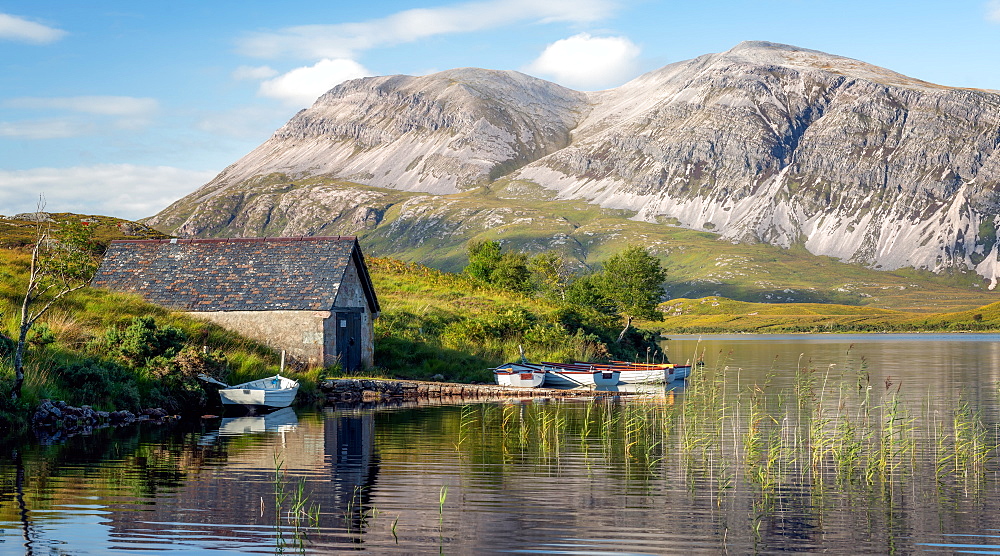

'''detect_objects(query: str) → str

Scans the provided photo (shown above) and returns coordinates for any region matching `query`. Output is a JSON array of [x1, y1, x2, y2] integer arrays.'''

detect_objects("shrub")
[[60, 359, 140, 411], [94, 316, 186, 367]]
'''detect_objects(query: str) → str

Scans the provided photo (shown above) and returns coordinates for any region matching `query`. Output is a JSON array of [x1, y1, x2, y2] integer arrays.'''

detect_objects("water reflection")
[[2, 334, 1000, 553], [219, 407, 299, 437]]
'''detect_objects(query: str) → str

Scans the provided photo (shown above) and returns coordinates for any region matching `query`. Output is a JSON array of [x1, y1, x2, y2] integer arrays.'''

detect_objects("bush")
[[93, 316, 186, 367], [60, 359, 140, 411]]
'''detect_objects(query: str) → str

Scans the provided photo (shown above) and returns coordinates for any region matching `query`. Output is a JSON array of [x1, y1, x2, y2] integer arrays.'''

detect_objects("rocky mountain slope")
[[147, 41, 1000, 287]]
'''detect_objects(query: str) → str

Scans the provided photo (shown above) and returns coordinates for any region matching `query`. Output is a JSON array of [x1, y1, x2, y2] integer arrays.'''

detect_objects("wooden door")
[[336, 311, 362, 372]]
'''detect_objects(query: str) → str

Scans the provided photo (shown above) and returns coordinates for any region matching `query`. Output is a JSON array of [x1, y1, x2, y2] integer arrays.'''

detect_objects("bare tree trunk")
[[12, 320, 30, 400], [616, 315, 633, 343], [11, 233, 42, 402]]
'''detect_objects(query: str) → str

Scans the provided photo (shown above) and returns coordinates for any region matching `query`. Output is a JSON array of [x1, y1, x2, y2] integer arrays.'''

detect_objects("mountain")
[[147, 41, 1000, 288]]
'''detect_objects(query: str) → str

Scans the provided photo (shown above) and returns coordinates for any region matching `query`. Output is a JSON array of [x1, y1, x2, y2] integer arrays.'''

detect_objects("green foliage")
[[94, 316, 186, 368], [27, 323, 56, 348], [465, 240, 502, 282], [529, 251, 573, 301], [464, 240, 531, 292], [564, 273, 616, 315], [493, 252, 531, 292], [60, 359, 140, 411], [599, 245, 667, 322]]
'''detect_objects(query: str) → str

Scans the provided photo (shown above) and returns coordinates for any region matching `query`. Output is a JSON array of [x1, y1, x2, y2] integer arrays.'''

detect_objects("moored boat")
[[565, 361, 671, 384], [218, 374, 300, 408], [541, 362, 623, 387], [671, 364, 692, 380], [604, 360, 694, 383], [493, 363, 547, 387], [592, 369, 622, 387]]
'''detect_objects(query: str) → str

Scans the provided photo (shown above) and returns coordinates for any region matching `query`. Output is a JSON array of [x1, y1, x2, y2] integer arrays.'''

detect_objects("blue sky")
[[2, 0, 999, 220]]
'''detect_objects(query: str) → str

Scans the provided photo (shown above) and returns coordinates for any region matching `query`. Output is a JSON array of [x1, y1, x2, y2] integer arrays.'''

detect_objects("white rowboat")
[[218, 375, 299, 408], [493, 363, 546, 387]]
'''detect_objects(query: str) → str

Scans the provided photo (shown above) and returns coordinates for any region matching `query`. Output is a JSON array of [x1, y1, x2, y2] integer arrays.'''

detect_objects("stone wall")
[[187, 310, 329, 367], [321, 379, 626, 404]]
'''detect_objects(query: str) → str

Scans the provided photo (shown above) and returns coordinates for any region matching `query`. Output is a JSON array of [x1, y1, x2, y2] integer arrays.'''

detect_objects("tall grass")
[[443, 351, 998, 549]]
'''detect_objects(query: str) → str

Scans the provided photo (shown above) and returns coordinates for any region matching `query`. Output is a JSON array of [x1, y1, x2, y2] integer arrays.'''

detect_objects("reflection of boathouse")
[[96, 409, 381, 548], [325, 410, 377, 488]]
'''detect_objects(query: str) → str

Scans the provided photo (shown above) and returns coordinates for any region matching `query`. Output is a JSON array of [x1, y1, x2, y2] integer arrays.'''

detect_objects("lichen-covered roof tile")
[[91, 236, 367, 312]]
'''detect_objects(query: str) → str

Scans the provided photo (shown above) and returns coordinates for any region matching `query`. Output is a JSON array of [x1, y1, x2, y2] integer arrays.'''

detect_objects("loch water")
[[3, 333, 1000, 554]]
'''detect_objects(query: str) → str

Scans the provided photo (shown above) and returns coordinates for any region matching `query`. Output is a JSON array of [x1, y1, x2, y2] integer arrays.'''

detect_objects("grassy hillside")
[[363, 179, 1000, 313], [0, 212, 168, 248], [658, 297, 1000, 333], [145, 176, 999, 313], [367, 257, 657, 381]]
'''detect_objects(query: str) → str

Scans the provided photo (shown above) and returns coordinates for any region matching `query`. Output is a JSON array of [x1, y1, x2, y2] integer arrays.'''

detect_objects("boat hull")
[[541, 364, 621, 387], [616, 367, 671, 384], [671, 365, 692, 380], [219, 375, 299, 408], [493, 363, 546, 387]]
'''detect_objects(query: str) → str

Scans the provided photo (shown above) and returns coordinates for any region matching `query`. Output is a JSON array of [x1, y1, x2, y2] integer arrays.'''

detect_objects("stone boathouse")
[[91, 236, 380, 371]]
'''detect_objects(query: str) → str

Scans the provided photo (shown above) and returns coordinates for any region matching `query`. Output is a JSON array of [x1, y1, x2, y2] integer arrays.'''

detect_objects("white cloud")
[[0, 13, 65, 44], [238, 0, 619, 59], [0, 119, 94, 139], [2, 96, 159, 135], [232, 65, 278, 80], [0, 165, 216, 220], [988, 0, 1000, 22], [524, 33, 641, 90], [6, 96, 158, 117], [259, 59, 372, 107]]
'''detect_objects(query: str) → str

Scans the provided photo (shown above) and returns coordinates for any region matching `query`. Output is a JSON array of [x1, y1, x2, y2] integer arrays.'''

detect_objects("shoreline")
[[319, 378, 636, 403]]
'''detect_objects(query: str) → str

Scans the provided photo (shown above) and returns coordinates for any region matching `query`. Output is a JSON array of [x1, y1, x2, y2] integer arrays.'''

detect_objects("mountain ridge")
[[147, 41, 1000, 287]]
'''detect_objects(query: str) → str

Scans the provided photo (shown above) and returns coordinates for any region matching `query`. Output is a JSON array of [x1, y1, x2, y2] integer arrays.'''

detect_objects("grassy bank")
[[0, 247, 314, 432], [365, 257, 659, 382], [659, 296, 1000, 333]]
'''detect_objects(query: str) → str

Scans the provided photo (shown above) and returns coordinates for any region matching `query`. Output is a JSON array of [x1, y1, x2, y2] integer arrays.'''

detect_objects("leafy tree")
[[564, 273, 616, 315], [10, 215, 100, 400], [464, 240, 530, 292], [599, 246, 666, 342], [493, 252, 531, 292], [465, 240, 502, 282], [529, 251, 573, 301]]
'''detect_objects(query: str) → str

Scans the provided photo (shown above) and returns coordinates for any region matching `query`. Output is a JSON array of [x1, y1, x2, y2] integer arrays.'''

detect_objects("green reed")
[[442, 351, 999, 551], [272, 452, 321, 553], [438, 485, 448, 525], [936, 395, 996, 488]]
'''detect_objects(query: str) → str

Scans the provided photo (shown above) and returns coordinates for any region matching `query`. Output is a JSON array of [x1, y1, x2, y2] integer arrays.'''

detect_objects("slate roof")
[[91, 236, 380, 312]]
